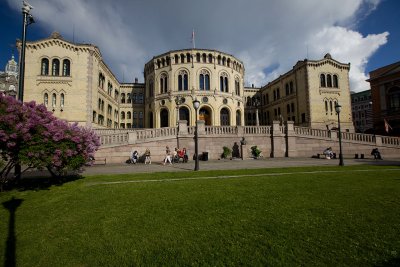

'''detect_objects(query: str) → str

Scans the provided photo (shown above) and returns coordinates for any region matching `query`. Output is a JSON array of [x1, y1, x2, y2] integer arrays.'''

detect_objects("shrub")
[[0, 94, 100, 188], [251, 146, 262, 158], [222, 146, 232, 159]]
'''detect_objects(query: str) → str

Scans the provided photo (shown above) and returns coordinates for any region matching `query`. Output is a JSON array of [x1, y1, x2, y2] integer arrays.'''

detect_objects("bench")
[[93, 158, 107, 165]]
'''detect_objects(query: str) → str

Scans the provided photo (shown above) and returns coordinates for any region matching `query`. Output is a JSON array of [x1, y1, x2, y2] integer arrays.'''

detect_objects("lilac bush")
[[0, 94, 100, 187]]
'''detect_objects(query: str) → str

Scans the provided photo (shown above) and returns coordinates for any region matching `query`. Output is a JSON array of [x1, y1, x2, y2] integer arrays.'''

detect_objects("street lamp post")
[[193, 99, 200, 171], [18, 1, 34, 102], [335, 103, 344, 166], [175, 96, 184, 148], [253, 97, 260, 126]]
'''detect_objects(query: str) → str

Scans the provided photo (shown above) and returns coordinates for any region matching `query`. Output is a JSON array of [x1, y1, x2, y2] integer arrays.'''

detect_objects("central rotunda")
[[144, 49, 245, 128]]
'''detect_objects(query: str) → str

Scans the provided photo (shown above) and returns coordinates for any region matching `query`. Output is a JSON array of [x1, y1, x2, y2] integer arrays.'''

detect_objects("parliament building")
[[20, 32, 354, 131]]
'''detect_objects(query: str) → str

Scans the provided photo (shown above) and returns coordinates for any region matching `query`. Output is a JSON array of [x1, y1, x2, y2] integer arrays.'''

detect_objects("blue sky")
[[1, 0, 399, 92]]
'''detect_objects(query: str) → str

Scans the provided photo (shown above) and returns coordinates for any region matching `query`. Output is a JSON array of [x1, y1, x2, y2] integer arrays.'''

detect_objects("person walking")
[[163, 146, 172, 165]]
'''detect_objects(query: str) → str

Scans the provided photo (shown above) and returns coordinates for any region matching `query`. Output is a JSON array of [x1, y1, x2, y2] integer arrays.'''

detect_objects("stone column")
[[128, 131, 137, 144], [285, 121, 296, 157], [271, 120, 285, 158]]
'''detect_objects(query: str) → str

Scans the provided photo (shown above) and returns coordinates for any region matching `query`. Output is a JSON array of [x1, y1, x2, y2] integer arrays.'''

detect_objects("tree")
[[0, 94, 100, 189]]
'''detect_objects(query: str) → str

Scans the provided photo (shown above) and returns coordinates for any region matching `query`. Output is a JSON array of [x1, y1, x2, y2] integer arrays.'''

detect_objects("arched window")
[[325, 101, 328, 114], [227, 58, 231, 67], [333, 75, 338, 88], [285, 83, 290, 95], [41, 58, 49, 75], [202, 53, 206, 63], [160, 74, 168, 93], [196, 53, 200, 62], [52, 59, 60, 76], [52, 93, 57, 108], [60, 93, 64, 107], [178, 70, 188, 91], [329, 100, 333, 113], [220, 108, 230, 126], [121, 111, 125, 120], [327, 74, 332, 87], [199, 70, 210, 90], [220, 73, 229, 92], [121, 93, 125, 104], [208, 54, 213, 63], [186, 53, 191, 62], [235, 78, 240, 96], [236, 110, 241, 126], [217, 55, 221, 65], [290, 81, 294, 94], [44, 93, 48, 106], [62, 59, 70, 76], [126, 93, 131, 104], [181, 54, 185, 63], [127, 111, 131, 119], [174, 54, 179, 64], [222, 57, 226, 66], [320, 74, 326, 87]]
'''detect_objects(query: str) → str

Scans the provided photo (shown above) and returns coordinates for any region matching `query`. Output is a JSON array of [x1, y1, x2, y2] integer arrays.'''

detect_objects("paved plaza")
[[83, 157, 400, 176]]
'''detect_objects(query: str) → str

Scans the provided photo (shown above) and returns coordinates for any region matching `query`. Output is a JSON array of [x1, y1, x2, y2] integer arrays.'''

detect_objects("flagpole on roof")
[[192, 29, 195, 49]]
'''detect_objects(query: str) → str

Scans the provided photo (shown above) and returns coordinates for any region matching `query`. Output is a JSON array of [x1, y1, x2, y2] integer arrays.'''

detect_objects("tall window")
[[127, 93, 132, 104], [235, 78, 240, 96], [41, 58, 49, 75], [138, 93, 144, 103], [160, 74, 168, 93], [327, 74, 332, 87], [220, 72, 229, 92], [62, 59, 70, 76], [333, 75, 338, 88], [121, 93, 126, 104], [52, 59, 60, 76], [320, 74, 326, 87], [52, 93, 57, 107], [127, 111, 131, 119], [121, 111, 125, 120], [290, 81, 294, 94], [199, 70, 210, 90], [60, 93, 64, 107], [44, 93, 48, 106], [178, 70, 188, 91]]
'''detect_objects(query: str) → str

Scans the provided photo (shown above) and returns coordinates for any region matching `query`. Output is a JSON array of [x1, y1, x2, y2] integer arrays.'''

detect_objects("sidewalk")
[[83, 157, 400, 176]]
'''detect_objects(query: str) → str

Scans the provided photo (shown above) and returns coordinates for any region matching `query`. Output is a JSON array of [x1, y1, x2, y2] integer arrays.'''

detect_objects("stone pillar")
[[197, 120, 206, 135], [286, 121, 296, 157], [178, 120, 188, 135], [271, 120, 285, 158], [128, 131, 137, 144]]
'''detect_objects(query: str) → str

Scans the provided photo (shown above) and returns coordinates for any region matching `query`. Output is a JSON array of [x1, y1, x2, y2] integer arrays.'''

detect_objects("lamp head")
[[193, 99, 200, 110], [335, 103, 342, 113]]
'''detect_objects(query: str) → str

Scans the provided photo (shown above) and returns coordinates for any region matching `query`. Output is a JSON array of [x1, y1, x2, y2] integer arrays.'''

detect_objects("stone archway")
[[236, 110, 241, 126], [179, 106, 190, 125], [199, 106, 212, 125], [220, 108, 230, 126], [160, 109, 169, 127]]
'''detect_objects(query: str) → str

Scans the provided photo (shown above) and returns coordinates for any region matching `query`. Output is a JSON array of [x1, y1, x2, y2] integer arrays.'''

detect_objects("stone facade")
[[351, 90, 372, 133], [246, 54, 354, 132], [368, 61, 400, 135], [0, 55, 18, 98], [144, 49, 245, 128], [21, 33, 354, 131]]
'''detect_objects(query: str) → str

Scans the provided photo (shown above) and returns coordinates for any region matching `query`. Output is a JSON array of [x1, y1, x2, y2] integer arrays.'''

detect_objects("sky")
[[1, 0, 399, 93]]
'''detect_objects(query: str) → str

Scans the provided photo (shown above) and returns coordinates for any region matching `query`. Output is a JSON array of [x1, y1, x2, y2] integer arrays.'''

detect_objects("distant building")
[[351, 90, 372, 133], [368, 61, 400, 135], [0, 54, 18, 98], [21, 32, 354, 131]]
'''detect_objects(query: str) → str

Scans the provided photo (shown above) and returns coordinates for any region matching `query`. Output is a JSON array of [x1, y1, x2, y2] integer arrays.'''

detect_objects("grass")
[[1, 165, 400, 266]]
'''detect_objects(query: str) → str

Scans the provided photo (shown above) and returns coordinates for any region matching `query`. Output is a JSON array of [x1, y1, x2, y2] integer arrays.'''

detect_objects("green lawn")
[[1, 166, 400, 266]]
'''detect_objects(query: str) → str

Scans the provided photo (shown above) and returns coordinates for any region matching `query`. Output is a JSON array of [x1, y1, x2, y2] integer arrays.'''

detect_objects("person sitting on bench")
[[323, 147, 334, 159], [131, 150, 139, 164], [371, 148, 382, 160]]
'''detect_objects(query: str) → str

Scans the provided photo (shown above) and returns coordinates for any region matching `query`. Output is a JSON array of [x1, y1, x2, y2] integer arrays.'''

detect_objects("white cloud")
[[6, 0, 388, 91]]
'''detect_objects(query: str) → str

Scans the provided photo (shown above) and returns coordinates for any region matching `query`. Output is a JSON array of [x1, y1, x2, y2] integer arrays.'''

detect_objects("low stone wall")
[[94, 121, 400, 164]]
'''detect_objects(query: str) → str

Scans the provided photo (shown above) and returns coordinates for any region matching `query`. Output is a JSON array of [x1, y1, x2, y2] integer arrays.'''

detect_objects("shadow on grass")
[[2, 174, 83, 192], [2, 197, 23, 267], [374, 257, 400, 267]]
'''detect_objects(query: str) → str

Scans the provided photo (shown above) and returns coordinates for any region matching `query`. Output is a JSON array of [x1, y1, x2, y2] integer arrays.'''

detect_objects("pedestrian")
[[163, 146, 172, 165], [144, 148, 151, 164]]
